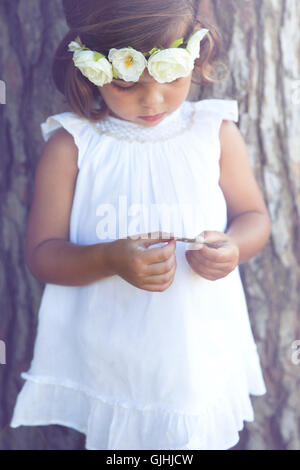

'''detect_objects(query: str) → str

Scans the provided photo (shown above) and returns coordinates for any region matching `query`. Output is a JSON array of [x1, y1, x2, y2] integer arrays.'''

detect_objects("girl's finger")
[[186, 252, 228, 278], [146, 255, 176, 275], [144, 263, 176, 286], [142, 239, 176, 264], [186, 249, 231, 269], [197, 244, 232, 263], [142, 280, 173, 292], [191, 265, 226, 280], [194, 255, 232, 270], [186, 252, 214, 278]]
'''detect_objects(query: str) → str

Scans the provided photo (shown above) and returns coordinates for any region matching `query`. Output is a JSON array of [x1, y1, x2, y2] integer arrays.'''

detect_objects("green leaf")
[[148, 47, 159, 56], [93, 51, 105, 61], [170, 37, 183, 48], [112, 66, 118, 79]]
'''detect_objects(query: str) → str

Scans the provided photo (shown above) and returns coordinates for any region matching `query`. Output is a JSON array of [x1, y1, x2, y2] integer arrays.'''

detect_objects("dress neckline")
[[104, 103, 182, 128], [88, 100, 196, 144]]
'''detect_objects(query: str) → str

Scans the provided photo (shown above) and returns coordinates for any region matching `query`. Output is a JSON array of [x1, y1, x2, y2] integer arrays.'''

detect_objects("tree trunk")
[[0, 0, 299, 450]]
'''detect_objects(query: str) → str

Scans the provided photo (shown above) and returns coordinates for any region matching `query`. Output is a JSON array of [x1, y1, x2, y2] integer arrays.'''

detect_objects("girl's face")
[[98, 68, 193, 127]]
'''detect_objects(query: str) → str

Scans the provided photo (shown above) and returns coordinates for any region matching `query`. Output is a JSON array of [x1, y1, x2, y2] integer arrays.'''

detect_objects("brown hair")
[[53, 0, 229, 121]]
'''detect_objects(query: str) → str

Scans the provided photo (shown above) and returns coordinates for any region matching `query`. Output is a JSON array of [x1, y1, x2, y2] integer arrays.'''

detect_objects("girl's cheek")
[[111, 89, 134, 101]]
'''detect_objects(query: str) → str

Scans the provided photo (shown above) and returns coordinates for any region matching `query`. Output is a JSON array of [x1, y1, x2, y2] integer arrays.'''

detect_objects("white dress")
[[10, 99, 267, 450]]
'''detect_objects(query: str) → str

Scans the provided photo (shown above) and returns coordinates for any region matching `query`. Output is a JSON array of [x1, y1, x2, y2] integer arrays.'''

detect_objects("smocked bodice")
[[89, 101, 196, 143]]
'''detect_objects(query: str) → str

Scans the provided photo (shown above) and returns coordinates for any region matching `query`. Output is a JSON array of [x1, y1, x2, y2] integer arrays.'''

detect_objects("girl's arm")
[[219, 120, 271, 264], [26, 128, 116, 286]]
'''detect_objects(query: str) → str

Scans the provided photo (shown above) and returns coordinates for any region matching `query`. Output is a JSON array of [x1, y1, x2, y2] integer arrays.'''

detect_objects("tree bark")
[[0, 0, 299, 450]]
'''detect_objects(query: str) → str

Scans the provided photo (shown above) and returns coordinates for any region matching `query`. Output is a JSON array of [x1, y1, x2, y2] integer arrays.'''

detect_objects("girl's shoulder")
[[188, 98, 239, 123]]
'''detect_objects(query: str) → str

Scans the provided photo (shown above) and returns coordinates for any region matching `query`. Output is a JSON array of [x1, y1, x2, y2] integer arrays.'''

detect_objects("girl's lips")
[[139, 113, 166, 122]]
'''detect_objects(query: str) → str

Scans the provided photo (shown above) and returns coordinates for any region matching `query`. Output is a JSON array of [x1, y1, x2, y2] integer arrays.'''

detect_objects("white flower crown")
[[68, 28, 209, 86]]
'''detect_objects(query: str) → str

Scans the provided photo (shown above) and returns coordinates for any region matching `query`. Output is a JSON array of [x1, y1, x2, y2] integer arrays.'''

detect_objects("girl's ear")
[[92, 92, 105, 110], [98, 92, 105, 107], [191, 66, 203, 86]]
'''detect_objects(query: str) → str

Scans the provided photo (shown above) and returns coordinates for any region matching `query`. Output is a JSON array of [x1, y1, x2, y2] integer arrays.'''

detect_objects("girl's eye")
[[113, 83, 135, 92], [117, 87, 133, 92], [113, 77, 182, 92]]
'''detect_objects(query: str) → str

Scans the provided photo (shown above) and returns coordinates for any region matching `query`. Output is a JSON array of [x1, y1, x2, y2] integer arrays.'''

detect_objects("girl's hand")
[[111, 231, 177, 292], [185, 231, 239, 281]]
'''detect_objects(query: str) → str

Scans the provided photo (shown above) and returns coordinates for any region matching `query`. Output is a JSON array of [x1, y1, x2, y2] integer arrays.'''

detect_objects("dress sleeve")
[[40, 112, 90, 169], [191, 99, 240, 175], [193, 99, 239, 123]]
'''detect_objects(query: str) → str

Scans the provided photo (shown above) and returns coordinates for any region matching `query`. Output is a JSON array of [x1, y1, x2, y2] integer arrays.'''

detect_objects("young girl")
[[10, 0, 271, 450]]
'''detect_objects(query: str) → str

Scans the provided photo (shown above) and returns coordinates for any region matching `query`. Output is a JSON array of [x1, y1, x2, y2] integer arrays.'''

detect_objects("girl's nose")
[[139, 83, 164, 109]]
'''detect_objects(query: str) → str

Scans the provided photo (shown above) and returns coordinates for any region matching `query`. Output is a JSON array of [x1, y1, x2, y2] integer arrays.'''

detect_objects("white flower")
[[68, 40, 83, 53], [186, 28, 209, 61], [68, 30, 210, 87], [72, 50, 113, 87], [147, 48, 194, 83], [108, 48, 147, 82]]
